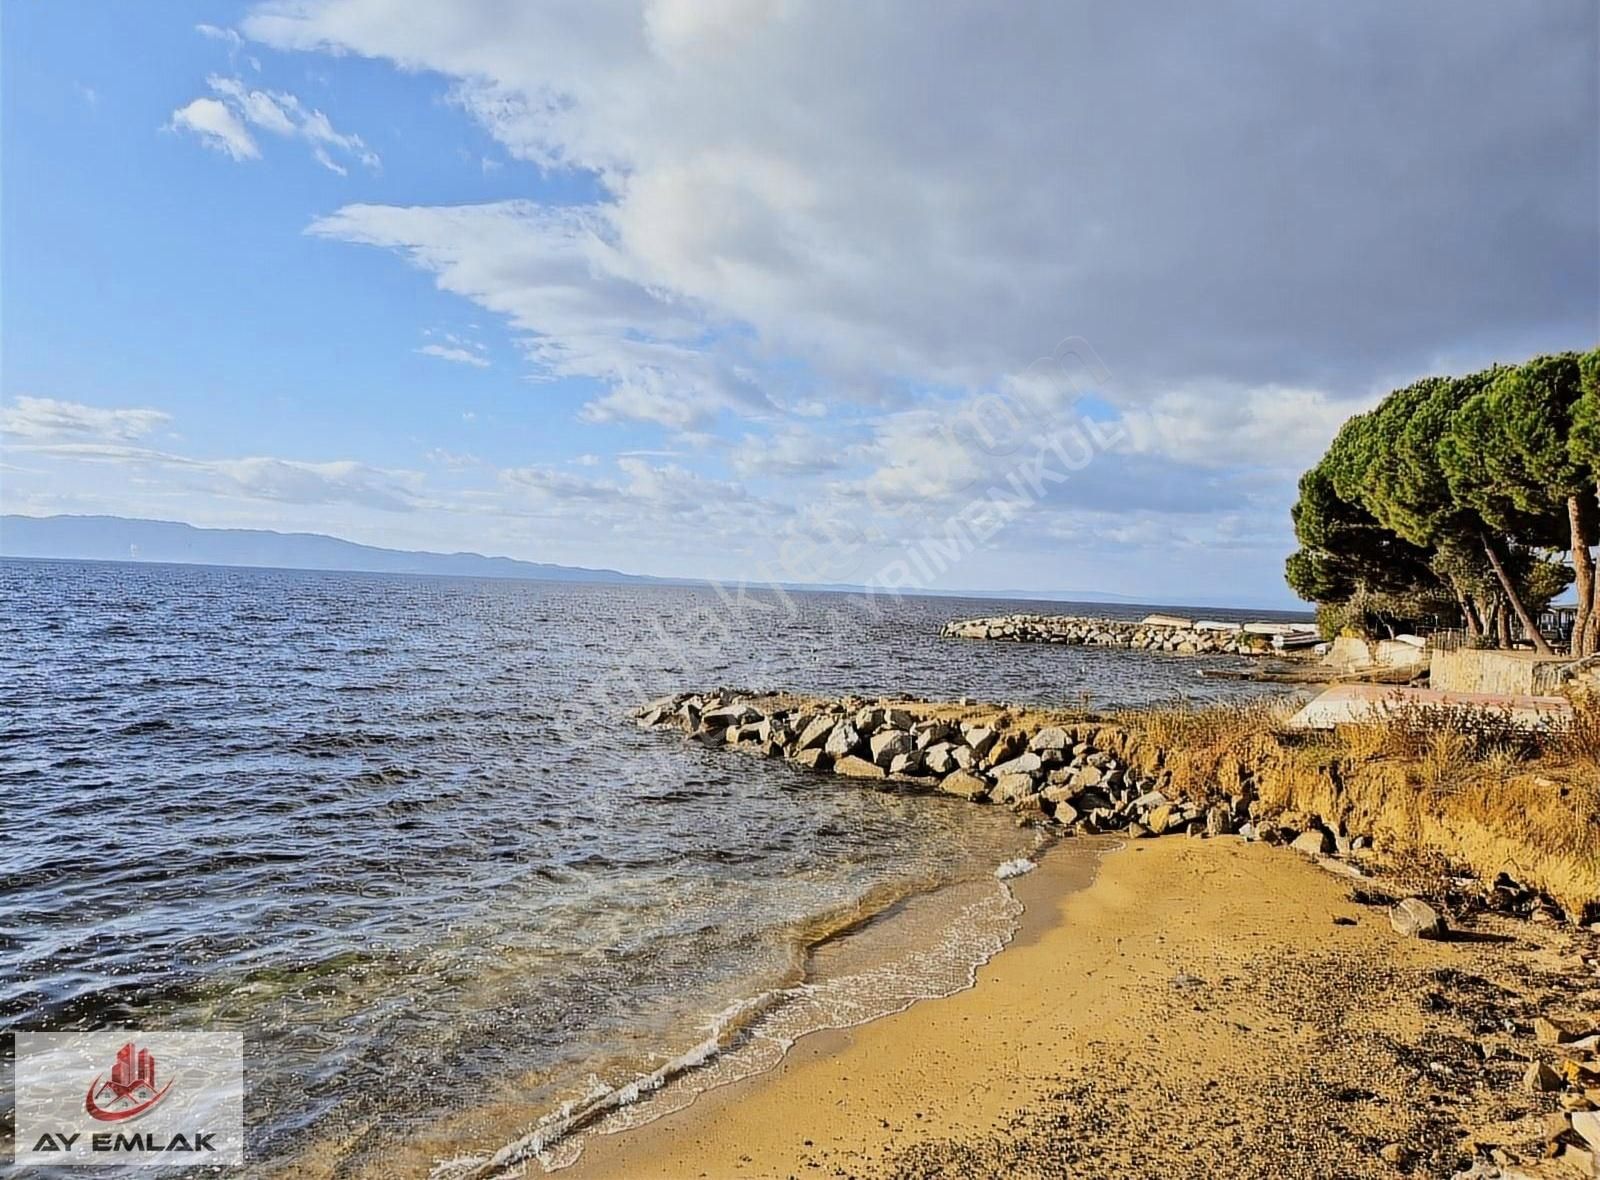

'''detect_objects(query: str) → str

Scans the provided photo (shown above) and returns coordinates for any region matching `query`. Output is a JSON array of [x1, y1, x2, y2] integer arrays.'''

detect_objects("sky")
[[2, 0, 1596, 606]]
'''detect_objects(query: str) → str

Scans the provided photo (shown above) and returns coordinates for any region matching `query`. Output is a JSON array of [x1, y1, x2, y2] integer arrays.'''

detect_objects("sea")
[[0, 558, 1309, 1175]]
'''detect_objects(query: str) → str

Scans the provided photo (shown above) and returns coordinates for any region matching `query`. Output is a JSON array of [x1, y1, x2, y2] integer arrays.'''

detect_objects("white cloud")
[[0, 396, 172, 442], [10, 439, 426, 513], [170, 70, 378, 173], [416, 343, 489, 368], [167, 97, 260, 161]]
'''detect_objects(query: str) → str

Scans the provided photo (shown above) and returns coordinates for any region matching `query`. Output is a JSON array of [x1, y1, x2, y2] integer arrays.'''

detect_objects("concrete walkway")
[[1288, 683, 1572, 730]]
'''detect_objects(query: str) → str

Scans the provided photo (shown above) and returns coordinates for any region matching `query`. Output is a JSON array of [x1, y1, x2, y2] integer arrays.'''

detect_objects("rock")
[[993, 773, 1037, 804], [1525, 1061, 1565, 1093], [1072, 765, 1105, 789], [923, 743, 958, 775], [883, 707, 915, 729], [793, 748, 830, 770], [987, 731, 1027, 764], [1052, 802, 1080, 825], [951, 745, 976, 770], [1132, 790, 1168, 809], [1126, 821, 1150, 838], [1290, 829, 1332, 856], [794, 714, 836, 751], [938, 770, 990, 800], [1147, 803, 1177, 834], [1536, 1016, 1594, 1046], [990, 752, 1042, 778], [1389, 897, 1446, 940], [869, 728, 914, 766], [1237, 821, 1258, 841], [853, 706, 884, 731], [961, 725, 998, 758], [834, 754, 887, 780], [1571, 1110, 1600, 1152], [824, 721, 862, 759], [1378, 1143, 1410, 1166], [702, 702, 759, 727], [888, 751, 923, 777], [1206, 804, 1233, 837], [1029, 726, 1072, 752]]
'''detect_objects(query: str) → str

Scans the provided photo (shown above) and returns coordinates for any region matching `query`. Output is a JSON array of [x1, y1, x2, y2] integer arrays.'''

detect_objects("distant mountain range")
[[0, 514, 1303, 612]]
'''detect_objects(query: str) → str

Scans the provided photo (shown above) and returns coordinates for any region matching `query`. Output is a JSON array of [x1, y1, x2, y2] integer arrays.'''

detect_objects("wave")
[[433, 852, 1041, 1179]]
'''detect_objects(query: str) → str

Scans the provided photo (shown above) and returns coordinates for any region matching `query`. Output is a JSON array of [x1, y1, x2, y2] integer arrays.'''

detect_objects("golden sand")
[[568, 837, 1589, 1179]]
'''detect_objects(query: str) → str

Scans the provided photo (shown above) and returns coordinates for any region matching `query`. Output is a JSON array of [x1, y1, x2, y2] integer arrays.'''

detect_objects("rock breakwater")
[[635, 689, 1247, 841], [943, 613, 1316, 656]]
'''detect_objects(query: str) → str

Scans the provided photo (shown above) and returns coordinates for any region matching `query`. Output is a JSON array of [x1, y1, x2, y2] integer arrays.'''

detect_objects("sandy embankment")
[[571, 837, 1596, 1180]]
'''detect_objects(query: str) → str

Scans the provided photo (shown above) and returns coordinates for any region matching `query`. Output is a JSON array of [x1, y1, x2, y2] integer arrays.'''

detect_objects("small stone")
[[1126, 821, 1150, 838], [1378, 1143, 1409, 1165], [1291, 829, 1332, 856], [1052, 802, 1080, 825], [1388, 897, 1446, 939], [1237, 821, 1257, 841], [1205, 804, 1233, 837], [1524, 1061, 1564, 1093]]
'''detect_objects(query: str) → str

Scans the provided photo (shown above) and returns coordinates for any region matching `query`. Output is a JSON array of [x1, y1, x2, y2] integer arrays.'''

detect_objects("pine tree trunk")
[[1482, 533, 1553, 653], [1570, 494, 1596, 655], [1453, 584, 1481, 639]]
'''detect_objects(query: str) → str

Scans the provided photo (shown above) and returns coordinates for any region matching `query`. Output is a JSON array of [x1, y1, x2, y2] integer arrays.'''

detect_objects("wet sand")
[[568, 836, 1590, 1179]]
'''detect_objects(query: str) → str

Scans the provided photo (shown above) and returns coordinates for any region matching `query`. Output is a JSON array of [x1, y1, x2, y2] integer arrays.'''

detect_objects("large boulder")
[[869, 729, 914, 766], [834, 754, 887, 780], [794, 714, 836, 751], [888, 751, 924, 777], [922, 743, 959, 775], [990, 752, 1042, 778], [992, 773, 1037, 804], [1029, 726, 1072, 753], [702, 702, 759, 727], [825, 721, 863, 759], [938, 770, 990, 800], [961, 725, 998, 759]]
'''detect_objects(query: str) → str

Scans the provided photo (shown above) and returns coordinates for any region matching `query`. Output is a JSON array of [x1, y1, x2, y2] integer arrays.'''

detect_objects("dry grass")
[[1114, 697, 1600, 917]]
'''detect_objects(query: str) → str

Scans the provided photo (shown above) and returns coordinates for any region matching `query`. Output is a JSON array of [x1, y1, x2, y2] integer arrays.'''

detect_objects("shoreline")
[[567, 836, 1597, 1179]]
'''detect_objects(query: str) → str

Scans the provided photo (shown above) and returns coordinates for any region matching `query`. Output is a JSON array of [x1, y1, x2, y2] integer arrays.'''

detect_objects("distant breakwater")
[[942, 613, 1318, 656], [635, 690, 1249, 841]]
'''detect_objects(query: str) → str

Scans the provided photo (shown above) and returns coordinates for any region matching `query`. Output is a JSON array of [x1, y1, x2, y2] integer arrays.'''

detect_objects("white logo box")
[[13, 1032, 244, 1167]]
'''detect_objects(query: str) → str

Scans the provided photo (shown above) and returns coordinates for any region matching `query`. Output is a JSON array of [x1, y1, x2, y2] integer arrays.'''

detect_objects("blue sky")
[[3, 1, 1595, 605]]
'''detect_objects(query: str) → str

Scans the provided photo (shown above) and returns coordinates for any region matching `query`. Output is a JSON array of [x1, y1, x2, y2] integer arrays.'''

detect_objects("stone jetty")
[[635, 688, 1253, 841], [942, 613, 1317, 656]]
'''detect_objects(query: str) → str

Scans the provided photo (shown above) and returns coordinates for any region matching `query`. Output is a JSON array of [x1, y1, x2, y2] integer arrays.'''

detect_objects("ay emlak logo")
[[84, 1041, 174, 1122], [13, 1030, 245, 1167]]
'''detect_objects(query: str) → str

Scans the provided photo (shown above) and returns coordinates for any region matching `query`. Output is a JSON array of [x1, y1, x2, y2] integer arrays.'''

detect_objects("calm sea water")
[[0, 558, 1303, 1173]]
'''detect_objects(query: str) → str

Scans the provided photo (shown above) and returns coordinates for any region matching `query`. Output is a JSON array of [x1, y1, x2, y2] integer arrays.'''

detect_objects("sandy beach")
[[570, 836, 1596, 1179]]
